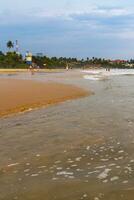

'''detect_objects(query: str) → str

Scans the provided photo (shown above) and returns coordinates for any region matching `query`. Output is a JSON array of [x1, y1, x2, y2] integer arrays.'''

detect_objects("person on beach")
[[29, 65, 34, 75], [25, 51, 35, 75], [66, 63, 69, 70], [106, 66, 110, 71], [36, 65, 40, 71]]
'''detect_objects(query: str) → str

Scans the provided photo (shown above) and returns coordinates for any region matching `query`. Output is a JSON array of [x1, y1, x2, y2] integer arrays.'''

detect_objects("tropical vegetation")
[[0, 41, 134, 69]]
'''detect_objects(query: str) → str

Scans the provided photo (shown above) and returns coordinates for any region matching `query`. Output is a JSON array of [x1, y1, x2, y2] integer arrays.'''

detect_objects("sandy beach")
[[0, 78, 89, 117], [0, 69, 65, 73]]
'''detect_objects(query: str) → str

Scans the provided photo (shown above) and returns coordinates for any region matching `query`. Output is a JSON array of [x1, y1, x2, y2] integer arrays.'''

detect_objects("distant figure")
[[66, 63, 69, 70], [29, 65, 34, 75], [106, 67, 110, 72], [25, 51, 34, 75], [35, 65, 40, 72]]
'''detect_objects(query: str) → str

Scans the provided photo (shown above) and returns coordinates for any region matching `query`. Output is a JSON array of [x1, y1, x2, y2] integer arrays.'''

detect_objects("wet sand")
[[0, 79, 88, 117]]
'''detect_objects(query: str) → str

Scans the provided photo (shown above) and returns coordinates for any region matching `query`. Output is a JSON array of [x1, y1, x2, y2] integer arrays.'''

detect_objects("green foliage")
[[33, 56, 63, 69], [0, 52, 27, 69], [7, 41, 14, 51], [0, 48, 134, 69]]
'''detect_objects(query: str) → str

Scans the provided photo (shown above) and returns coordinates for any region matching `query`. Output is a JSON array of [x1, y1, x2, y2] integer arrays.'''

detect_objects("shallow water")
[[0, 70, 134, 200]]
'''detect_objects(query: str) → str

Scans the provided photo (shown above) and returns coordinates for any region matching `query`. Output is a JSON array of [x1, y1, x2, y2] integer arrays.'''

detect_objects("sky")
[[1, 0, 134, 59]]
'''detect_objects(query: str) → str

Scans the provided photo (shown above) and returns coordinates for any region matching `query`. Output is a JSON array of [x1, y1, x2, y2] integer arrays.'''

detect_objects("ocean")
[[0, 69, 134, 200]]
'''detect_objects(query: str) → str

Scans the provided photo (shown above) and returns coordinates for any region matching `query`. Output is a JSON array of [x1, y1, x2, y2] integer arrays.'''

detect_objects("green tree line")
[[0, 40, 134, 69]]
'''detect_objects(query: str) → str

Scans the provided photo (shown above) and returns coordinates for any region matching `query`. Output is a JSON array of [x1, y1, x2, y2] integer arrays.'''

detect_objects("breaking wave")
[[83, 69, 134, 80]]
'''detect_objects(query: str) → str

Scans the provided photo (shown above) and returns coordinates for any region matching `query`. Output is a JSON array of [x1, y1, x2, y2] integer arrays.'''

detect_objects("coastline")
[[0, 79, 89, 118], [0, 69, 66, 73]]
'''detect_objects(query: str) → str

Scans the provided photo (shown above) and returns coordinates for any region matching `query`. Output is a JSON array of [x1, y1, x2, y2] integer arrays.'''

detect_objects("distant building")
[[110, 60, 127, 64], [15, 40, 19, 54], [125, 63, 134, 68], [36, 53, 43, 57], [25, 51, 32, 65]]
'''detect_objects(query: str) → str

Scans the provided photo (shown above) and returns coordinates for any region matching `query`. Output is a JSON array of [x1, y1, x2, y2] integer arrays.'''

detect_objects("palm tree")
[[7, 41, 14, 52]]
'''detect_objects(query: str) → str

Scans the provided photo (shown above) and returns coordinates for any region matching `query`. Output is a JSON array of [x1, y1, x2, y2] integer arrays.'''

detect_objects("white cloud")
[[1, 1, 134, 58], [33, 6, 133, 19]]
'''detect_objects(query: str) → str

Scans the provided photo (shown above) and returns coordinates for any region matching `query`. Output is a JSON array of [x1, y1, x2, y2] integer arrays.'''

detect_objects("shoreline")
[[0, 69, 66, 73], [0, 79, 90, 118]]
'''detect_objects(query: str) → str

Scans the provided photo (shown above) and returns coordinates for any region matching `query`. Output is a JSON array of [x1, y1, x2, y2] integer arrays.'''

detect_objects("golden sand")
[[0, 69, 64, 73], [0, 79, 89, 117]]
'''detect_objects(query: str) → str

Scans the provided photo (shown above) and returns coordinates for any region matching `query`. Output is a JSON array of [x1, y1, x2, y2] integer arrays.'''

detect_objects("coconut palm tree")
[[7, 41, 14, 52]]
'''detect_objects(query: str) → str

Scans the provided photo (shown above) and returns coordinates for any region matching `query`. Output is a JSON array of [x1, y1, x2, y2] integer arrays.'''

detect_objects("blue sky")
[[1, 0, 134, 59]]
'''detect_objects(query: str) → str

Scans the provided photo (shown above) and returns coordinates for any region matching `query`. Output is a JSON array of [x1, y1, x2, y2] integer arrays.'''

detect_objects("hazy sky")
[[1, 0, 134, 58]]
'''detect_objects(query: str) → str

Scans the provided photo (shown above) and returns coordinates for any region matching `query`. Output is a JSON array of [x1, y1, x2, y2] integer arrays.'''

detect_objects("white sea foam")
[[71, 164, 77, 167], [38, 166, 46, 169], [103, 179, 108, 183], [86, 146, 90, 150], [125, 166, 133, 172], [95, 165, 106, 169], [56, 167, 63, 170], [123, 180, 128, 184], [56, 171, 74, 176], [83, 69, 134, 80], [100, 159, 109, 162], [110, 176, 119, 181], [31, 174, 39, 177], [84, 75, 103, 81], [118, 150, 124, 154], [24, 169, 30, 173], [98, 169, 111, 179], [7, 163, 19, 167], [88, 170, 100, 175], [75, 157, 82, 161]]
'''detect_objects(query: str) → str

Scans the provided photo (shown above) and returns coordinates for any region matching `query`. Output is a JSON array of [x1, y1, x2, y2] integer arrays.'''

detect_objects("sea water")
[[0, 70, 134, 200]]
